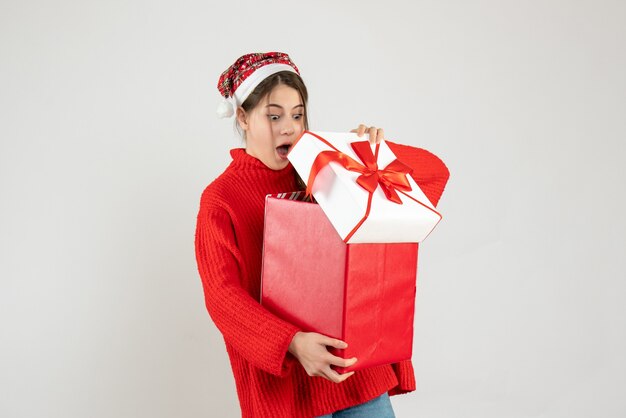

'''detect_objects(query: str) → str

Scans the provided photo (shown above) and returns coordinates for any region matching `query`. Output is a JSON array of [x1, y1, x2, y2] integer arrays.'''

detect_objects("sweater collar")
[[229, 148, 295, 174]]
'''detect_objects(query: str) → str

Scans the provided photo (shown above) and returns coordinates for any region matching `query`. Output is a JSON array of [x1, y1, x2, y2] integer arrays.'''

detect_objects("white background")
[[1, 1, 625, 417]]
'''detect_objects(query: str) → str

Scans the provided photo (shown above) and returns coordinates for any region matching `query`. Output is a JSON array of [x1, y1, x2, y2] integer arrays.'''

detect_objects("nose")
[[280, 123, 294, 136]]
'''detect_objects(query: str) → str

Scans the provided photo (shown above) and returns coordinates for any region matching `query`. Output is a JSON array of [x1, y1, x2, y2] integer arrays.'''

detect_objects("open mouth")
[[276, 143, 292, 158]]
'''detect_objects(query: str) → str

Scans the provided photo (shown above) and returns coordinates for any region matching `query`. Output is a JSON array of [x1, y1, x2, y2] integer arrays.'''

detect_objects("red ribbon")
[[303, 133, 417, 242], [306, 141, 414, 204]]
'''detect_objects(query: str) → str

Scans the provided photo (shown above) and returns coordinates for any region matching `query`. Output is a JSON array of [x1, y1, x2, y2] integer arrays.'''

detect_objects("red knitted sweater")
[[194, 141, 450, 418]]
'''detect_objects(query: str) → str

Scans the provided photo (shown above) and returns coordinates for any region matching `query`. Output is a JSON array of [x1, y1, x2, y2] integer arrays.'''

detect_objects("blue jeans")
[[315, 392, 395, 417]]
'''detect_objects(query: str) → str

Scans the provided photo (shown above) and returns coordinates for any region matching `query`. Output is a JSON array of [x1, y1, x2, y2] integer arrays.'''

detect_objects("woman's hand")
[[350, 124, 385, 144], [288, 331, 357, 383]]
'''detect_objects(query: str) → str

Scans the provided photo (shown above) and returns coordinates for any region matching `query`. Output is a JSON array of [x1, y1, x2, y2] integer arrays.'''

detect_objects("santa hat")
[[216, 52, 300, 118]]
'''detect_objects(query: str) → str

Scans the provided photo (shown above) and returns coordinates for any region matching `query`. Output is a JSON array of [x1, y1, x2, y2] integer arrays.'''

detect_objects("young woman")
[[195, 52, 450, 418]]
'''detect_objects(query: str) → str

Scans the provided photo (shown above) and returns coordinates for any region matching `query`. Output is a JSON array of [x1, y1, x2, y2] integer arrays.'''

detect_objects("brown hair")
[[235, 71, 309, 138]]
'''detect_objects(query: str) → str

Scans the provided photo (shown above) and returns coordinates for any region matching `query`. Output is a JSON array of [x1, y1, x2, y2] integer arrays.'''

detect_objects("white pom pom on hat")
[[216, 98, 234, 119], [216, 52, 300, 119]]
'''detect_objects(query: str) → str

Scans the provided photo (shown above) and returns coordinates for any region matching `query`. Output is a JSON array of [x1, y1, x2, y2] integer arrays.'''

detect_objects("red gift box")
[[261, 192, 418, 373]]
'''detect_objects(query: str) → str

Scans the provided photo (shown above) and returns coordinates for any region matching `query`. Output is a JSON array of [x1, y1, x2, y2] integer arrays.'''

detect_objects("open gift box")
[[260, 131, 444, 373]]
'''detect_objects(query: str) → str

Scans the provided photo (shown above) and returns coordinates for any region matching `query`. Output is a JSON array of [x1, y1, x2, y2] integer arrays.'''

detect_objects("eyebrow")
[[265, 104, 304, 110]]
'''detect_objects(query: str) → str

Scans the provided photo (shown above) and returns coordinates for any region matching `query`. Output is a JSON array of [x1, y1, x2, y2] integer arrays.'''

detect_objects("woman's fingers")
[[318, 334, 348, 349], [350, 124, 368, 136], [323, 368, 355, 383], [337, 370, 355, 382], [309, 360, 355, 382], [351, 124, 385, 144], [367, 127, 384, 144], [368, 126, 377, 143], [324, 351, 357, 368], [332, 356, 357, 369], [290, 332, 358, 383], [324, 351, 357, 384]]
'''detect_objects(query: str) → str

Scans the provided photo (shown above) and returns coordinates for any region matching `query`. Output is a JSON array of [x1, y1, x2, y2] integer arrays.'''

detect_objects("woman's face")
[[238, 84, 305, 170]]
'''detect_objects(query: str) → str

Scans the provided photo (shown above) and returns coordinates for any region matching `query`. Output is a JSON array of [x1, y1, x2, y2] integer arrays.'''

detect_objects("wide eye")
[[293, 114, 303, 120], [268, 114, 280, 121]]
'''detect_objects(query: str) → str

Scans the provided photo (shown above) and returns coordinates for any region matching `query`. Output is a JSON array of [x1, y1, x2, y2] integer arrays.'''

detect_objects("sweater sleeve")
[[385, 142, 450, 396], [387, 360, 416, 396], [386, 141, 451, 208], [194, 205, 301, 377]]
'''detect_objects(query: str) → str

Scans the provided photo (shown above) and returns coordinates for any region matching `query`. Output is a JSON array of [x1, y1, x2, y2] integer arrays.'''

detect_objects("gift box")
[[261, 131, 445, 373], [287, 131, 442, 243], [261, 192, 418, 373]]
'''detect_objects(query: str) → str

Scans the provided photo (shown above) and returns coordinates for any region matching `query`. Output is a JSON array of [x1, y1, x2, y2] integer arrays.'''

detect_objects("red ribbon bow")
[[298, 132, 442, 243], [306, 139, 413, 204]]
